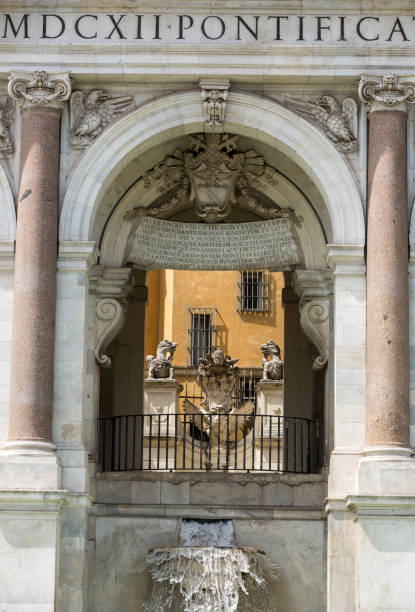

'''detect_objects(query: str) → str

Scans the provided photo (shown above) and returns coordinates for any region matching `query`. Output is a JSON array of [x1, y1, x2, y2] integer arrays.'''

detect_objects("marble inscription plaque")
[[127, 217, 300, 270], [1, 14, 415, 47]]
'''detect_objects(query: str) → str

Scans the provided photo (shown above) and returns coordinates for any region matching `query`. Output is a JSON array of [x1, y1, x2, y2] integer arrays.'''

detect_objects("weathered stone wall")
[[91, 472, 326, 612]]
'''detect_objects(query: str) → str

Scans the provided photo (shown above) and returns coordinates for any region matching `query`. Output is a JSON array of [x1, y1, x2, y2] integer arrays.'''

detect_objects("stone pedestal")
[[143, 379, 181, 469], [255, 380, 284, 470]]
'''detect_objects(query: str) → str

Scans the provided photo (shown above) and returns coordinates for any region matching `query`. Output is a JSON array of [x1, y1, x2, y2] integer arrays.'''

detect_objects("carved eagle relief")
[[70, 89, 135, 149], [284, 95, 358, 153]]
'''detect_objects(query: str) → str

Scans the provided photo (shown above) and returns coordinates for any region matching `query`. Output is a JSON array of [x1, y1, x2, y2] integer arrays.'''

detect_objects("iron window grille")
[[187, 307, 218, 366], [238, 371, 262, 408], [237, 270, 269, 312]]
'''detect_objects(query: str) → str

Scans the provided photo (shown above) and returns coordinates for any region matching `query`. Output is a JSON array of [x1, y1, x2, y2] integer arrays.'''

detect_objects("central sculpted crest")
[[125, 132, 291, 223]]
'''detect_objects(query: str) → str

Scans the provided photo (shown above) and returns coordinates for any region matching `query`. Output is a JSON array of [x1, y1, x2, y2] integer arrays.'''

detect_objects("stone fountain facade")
[[0, 4, 415, 611]]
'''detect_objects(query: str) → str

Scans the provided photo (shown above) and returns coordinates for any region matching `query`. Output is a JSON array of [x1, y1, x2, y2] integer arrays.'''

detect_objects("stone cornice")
[[346, 495, 415, 516], [2, 1, 415, 12], [326, 245, 365, 277], [58, 241, 99, 272]]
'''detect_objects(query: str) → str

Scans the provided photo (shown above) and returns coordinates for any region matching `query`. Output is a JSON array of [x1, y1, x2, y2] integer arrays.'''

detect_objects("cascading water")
[[144, 520, 278, 612]]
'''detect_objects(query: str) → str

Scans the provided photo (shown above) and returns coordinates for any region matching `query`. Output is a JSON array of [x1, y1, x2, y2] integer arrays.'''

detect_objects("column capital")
[[358, 72, 415, 114], [8, 70, 71, 110]]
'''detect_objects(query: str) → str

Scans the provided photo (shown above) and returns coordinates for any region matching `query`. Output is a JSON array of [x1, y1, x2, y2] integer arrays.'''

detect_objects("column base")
[[358, 446, 415, 495], [2, 439, 56, 455], [0, 441, 61, 490]]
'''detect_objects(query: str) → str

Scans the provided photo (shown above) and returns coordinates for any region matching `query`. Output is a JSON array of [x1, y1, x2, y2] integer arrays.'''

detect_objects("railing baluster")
[[182, 414, 186, 469], [243, 415, 246, 470], [300, 420, 304, 473], [226, 415, 230, 470], [174, 413, 178, 470], [260, 415, 264, 471], [157, 414, 161, 470], [251, 414, 255, 470], [165, 414, 169, 470], [284, 420, 289, 472], [217, 414, 221, 470], [124, 415, 129, 471], [102, 419, 106, 473], [191, 414, 195, 469], [117, 417, 121, 472], [277, 416, 281, 471], [200, 414, 204, 469], [234, 415, 238, 470], [316, 420, 321, 470], [139, 414, 144, 470], [132, 415, 136, 471], [293, 420, 297, 472], [111, 417, 116, 471], [97, 414, 321, 476], [149, 414, 153, 470], [209, 414, 212, 468]]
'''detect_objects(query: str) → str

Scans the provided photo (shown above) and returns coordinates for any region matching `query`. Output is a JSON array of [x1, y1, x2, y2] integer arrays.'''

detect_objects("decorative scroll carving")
[[261, 341, 284, 381], [70, 90, 135, 149], [95, 298, 126, 369], [283, 95, 358, 153], [358, 72, 415, 113], [125, 133, 297, 224], [146, 339, 178, 380], [200, 79, 230, 130], [0, 97, 14, 154], [299, 300, 329, 371], [8, 70, 71, 108]]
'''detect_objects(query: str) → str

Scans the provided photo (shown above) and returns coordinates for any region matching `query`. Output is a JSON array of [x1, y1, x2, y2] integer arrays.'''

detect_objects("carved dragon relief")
[[125, 133, 302, 225], [283, 95, 358, 153]]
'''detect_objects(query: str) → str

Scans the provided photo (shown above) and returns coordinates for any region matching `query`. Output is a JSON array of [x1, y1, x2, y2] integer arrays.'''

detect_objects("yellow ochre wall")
[[145, 269, 284, 367]]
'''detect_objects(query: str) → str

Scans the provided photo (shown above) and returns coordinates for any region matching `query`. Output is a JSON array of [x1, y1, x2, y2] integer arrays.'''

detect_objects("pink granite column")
[[359, 73, 415, 455], [6, 71, 71, 453]]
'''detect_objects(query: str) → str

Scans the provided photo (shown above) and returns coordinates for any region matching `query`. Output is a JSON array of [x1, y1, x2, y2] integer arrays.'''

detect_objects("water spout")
[[144, 520, 277, 611]]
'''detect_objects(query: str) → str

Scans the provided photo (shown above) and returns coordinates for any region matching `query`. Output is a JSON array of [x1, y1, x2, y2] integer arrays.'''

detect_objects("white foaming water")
[[144, 520, 277, 611], [180, 519, 235, 547]]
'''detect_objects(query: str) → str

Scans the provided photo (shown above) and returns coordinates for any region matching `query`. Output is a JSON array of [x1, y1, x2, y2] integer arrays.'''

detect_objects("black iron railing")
[[98, 413, 323, 474]]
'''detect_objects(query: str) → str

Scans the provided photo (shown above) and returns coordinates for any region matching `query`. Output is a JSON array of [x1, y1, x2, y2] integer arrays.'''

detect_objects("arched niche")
[[61, 90, 365, 468]]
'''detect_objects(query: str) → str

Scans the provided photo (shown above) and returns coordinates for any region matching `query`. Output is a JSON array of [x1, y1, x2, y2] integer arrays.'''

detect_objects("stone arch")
[[0, 164, 15, 241], [60, 91, 364, 250]]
